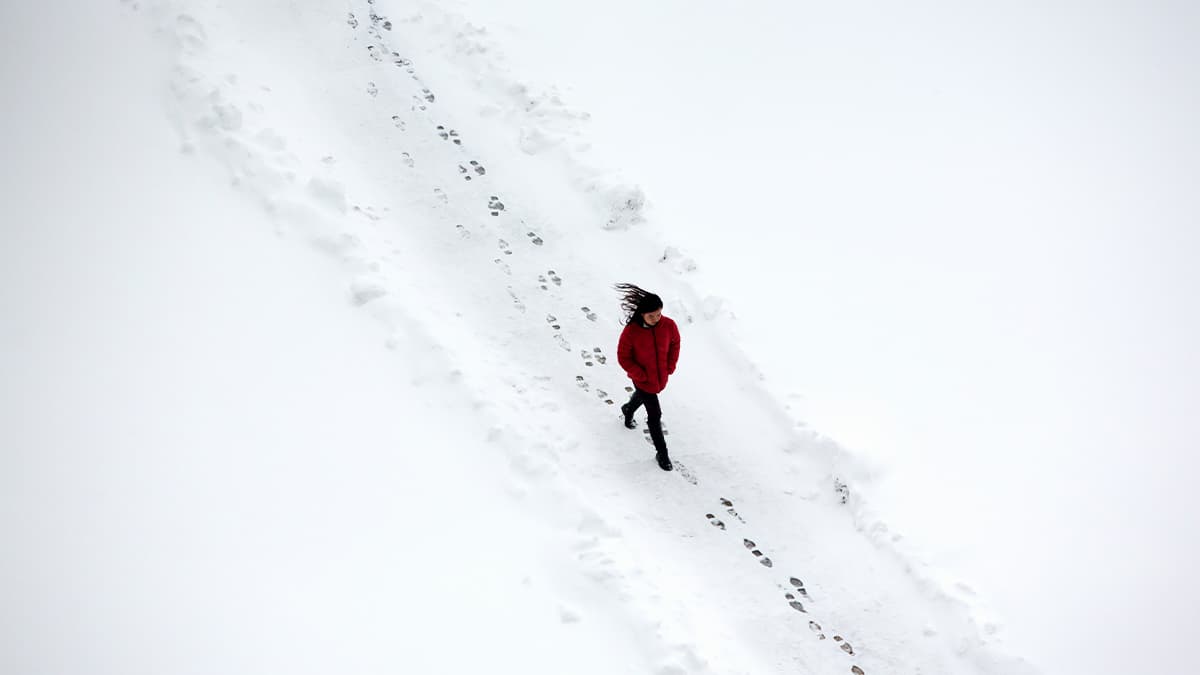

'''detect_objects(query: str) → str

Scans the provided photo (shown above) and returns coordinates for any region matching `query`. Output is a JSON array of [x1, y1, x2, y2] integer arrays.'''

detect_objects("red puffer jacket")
[[617, 316, 681, 395]]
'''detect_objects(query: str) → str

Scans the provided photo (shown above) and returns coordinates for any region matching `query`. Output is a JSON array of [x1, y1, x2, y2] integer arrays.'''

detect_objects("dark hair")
[[614, 283, 663, 325]]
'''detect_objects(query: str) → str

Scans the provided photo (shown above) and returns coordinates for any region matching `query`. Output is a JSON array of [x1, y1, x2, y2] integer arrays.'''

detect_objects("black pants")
[[626, 387, 668, 455]]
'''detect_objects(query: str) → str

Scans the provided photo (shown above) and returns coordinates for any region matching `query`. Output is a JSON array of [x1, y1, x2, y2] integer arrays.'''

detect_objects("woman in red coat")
[[615, 283, 681, 471]]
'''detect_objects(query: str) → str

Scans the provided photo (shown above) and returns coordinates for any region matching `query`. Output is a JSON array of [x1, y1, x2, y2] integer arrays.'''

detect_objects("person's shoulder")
[[662, 316, 680, 332]]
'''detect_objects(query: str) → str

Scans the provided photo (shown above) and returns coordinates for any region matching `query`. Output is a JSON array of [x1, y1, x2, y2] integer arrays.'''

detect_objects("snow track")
[[94, 1, 1042, 672]]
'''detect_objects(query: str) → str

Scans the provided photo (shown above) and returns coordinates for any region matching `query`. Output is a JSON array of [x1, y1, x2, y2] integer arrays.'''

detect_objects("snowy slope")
[[3, 0, 1141, 673]]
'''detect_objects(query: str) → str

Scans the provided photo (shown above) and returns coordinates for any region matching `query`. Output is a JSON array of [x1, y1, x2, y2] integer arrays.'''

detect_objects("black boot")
[[620, 403, 637, 429], [656, 451, 673, 471]]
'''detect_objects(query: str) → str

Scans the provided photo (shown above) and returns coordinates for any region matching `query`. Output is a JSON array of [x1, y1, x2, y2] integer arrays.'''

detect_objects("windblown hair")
[[614, 283, 663, 325]]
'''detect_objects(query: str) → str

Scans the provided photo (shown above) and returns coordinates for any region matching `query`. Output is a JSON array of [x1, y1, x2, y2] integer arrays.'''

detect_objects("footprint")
[[347, 13, 358, 28], [433, 187, 447, 204], [411, 95, 427, 112], [576, 375, 614, 404], [493, 258, 511, 275], [507, 288, 525, 312], [705, 514, 726, 530], [488, 196, 505, 216], [498, 239, 512, 255], [674, 460, 699, 485], [833, 637, 854, 655], [350, 278, 387, 306], [852, 667, 865, 675], [367, 45, 383, 62], [527, 231, 543, 246], [422, 88, 436, 103], [367, 82, 378, 97], [809, 621, 826, 640], [539, 270, 562, 289], [579, 353, 605, 368], [743, 539, 772, 567], [383, 20, 393, 30], [789, 577, 809, 597], [352, 205, 381, 221], [834, 478, 849, 504], [401, 152, 414, 168], [719, 498, 746, 523], [392, 115, 405, 130], [458, 161, 485, 180], [785, 594, 806, 612]]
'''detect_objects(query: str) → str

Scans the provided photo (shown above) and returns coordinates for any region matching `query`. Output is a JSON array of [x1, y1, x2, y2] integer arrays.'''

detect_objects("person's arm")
[[667, 322, 680, 375], [617, 327, 648, 382]]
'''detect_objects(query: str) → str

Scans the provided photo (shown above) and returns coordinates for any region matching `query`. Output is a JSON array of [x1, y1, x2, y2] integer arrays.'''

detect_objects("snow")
[[2, 1, 1196, 674]]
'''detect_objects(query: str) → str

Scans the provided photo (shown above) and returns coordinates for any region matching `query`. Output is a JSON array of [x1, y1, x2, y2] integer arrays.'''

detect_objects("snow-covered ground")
[[2, 1, 1196, 674], [444, 3, 1200, 674]]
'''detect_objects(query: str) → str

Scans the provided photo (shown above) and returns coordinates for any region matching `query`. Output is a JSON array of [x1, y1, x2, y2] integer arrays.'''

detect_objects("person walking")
[[615, 283, 681, 471]]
